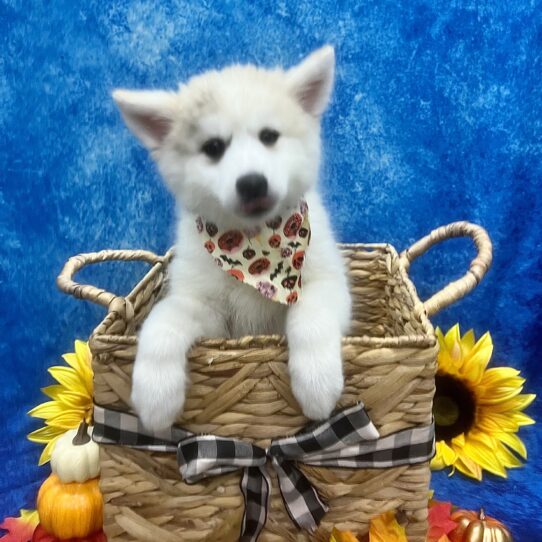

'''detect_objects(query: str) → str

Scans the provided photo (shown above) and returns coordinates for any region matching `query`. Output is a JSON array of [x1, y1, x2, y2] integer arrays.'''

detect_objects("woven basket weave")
[[57, 221, 492, 542]]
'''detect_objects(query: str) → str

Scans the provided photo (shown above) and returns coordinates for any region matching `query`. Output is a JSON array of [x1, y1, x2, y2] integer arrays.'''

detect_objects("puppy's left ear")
[[112, 89, 178, 151], [286, 45, 335, 116]]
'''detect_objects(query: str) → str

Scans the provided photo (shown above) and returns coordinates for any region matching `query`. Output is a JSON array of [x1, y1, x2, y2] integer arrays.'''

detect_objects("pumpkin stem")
[[479, 508, 486, 521], [73, 419, 91, 445]]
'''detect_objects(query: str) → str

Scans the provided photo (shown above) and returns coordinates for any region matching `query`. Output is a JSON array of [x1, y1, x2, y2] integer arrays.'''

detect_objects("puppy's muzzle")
[[236, 173, 268, 201], [236, 173, 274, 216]]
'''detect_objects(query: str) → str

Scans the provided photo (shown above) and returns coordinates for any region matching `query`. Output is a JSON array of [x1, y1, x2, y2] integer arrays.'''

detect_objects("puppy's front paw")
[[290, 358, 343, 420], [131, 354, 186, 432]]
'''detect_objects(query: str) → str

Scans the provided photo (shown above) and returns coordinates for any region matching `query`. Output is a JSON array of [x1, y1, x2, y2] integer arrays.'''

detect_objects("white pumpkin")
[[51, 421, 100, 483]]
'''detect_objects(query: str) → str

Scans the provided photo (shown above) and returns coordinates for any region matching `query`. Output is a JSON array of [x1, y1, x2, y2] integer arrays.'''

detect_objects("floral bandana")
[[196, 200, 310, 304]]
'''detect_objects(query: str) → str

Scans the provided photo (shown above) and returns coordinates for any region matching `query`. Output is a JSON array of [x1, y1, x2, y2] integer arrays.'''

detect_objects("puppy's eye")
[[201, 137, 226, 160], [259, 128, 280, 146]]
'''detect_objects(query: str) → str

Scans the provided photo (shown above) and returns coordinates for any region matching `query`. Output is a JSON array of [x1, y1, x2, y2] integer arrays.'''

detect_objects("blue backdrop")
[[1, 0, 541, 538]]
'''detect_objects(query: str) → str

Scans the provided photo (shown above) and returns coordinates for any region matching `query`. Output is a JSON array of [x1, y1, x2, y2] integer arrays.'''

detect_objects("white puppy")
[[113, 46, 351, 431]]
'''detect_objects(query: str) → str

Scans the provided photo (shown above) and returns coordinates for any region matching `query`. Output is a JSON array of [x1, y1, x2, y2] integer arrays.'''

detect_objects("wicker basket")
[[57, 221, 492, 542]]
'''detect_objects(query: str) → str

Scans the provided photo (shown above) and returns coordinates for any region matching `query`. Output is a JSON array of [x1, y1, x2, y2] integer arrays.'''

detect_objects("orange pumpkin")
[[32, 524, 107, 542], [37, 474, 103, 539], [449, 509, 513, 542]]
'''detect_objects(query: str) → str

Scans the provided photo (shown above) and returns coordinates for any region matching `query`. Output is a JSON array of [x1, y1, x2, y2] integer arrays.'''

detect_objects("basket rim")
[[90, 242, 436, 350], [91, 332, 436, 350]]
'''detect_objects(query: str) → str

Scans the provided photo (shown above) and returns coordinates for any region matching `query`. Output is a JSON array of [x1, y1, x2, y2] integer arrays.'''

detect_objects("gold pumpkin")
[[37, 474, 103, 539], [450, 509, 513, 542]]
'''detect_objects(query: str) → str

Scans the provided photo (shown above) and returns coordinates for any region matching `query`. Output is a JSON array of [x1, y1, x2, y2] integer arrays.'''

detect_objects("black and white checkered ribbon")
[[93, 403, 434, 541]]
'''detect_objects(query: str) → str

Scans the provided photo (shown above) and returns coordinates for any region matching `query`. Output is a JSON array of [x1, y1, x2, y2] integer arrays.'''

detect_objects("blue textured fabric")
[[1, 1, 540, 538]]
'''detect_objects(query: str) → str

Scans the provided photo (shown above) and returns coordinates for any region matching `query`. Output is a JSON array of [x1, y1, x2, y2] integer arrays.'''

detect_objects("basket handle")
[[56, 249, 166, 312], [399, 221, 493, 317]]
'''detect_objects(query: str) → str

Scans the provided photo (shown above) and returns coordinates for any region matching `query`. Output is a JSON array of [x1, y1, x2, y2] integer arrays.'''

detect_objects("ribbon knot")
[[93, 403, 435, 542], [176, 431, 336, 539]]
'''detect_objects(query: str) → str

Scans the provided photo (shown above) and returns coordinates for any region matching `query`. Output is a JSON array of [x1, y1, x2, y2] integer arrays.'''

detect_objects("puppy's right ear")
[[286, 45, 335, 117], [112, 89, 177, 151]]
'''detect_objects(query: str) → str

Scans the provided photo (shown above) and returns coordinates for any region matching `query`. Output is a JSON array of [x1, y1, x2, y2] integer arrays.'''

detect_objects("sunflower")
[[28, 340, 93, 465], [431, 325, 535, 480]]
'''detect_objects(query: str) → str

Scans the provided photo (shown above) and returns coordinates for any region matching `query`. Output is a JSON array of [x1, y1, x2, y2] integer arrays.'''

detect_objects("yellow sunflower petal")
[[53, 390, 92, 410], [436, 348, 455, 375], [468, 430, 497, 450], [480, 367, 522, 386], [27, 425, 65, 444], [74, 340, 91, 366], [46, 409, 87, 429], [431, 441, 457, 470], [62, 352, 91, 377], [38, 436, 61, 466], [507, 394, 536, 411], [63, 344, 93, 387], [437, 354, 460, 376], [48, 366, 86, 392], [454, 454, 483, 481], [41, 385, 66, 400], [478, 386, 524, 405], [460, 346, 493, 385], [28, 401, 64, 420], [511, 411, 536, 426], [75, 341, 93, 389], [435, 327, 446, 349], [431, 446, 446, 470], [477, 412, 521, 433], [479, 370, 527, 393], [462, 441, 507, 478], [468, 331, 493, 359], [460, 329, 476, 354], [481, 393, 536, 412], [431, 457, 446, 471], [444, 324, 461, 351], [495, 431, 528, 459], [494, 444, 525, 469], [451, 433, 466, 447]]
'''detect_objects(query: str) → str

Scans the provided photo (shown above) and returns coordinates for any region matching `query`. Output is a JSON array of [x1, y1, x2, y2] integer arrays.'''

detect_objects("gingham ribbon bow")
[[93, 403, 435, 542]]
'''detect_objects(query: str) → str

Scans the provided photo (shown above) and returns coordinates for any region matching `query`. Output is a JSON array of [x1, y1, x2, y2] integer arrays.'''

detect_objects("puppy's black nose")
[[236, 173, 268, 202]]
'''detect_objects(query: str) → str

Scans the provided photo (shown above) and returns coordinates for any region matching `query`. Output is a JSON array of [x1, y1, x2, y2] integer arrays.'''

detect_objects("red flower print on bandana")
[[283, 213, 303, 238], [227, 269, 245, 281], [218, 230, 244, 252], [249, 258, 271, 275], [292, 251, 305, 270], [268, 234, 281, 248], [286, 291, 298, 304]]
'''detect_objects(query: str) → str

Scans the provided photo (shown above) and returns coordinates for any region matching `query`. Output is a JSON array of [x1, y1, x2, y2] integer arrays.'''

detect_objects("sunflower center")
[[433, 396, 459, 426], [434, 374, 476, 441]]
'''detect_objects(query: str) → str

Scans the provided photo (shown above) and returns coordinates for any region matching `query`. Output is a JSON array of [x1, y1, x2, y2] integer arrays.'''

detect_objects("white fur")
[[114, 45, 352, 430]]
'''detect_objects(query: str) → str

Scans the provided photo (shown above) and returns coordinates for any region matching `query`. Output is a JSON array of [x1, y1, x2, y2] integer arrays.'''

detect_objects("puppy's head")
[[113, 46, 335, 224]]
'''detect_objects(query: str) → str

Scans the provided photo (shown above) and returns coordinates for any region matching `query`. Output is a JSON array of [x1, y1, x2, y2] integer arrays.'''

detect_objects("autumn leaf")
[[428, 502, 458, 542], [330, 527, 360, 542], [0, 510, 39, 542], [369, 511, 408, 542]]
